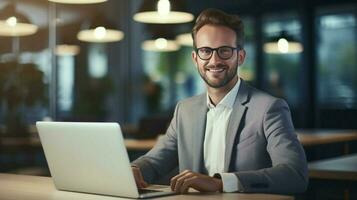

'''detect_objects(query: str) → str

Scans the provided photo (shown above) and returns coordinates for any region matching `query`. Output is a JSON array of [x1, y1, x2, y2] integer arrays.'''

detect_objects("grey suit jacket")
[[132, 80, 308, 194]]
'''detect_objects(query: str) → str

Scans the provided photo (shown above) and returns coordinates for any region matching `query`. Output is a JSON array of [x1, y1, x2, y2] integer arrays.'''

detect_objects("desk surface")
[[1, 129, 357, 151], [0, 173, 293, 200], [125, 129, 357, 150], [297, 129, 357, 147], [124, 139, 157, 151], [125, 130, 357, 150], [308, 153, 357, 181], [0, 137, 156, 151], [126, 130, 357, 150]]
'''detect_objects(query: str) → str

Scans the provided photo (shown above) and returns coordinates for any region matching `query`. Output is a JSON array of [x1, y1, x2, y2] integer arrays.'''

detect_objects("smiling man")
[[132, 8, 308, 194]]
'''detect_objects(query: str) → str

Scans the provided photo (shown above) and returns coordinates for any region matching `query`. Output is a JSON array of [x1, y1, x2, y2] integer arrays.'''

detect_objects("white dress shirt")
[[203, 78, 242, 192]]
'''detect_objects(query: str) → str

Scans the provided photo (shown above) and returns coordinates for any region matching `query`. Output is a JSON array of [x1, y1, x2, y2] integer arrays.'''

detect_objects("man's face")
[[192, 24, 245, 89]]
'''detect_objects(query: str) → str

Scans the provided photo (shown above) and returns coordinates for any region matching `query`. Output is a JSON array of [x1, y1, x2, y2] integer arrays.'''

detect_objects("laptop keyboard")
[[138, 188, 161, 194]]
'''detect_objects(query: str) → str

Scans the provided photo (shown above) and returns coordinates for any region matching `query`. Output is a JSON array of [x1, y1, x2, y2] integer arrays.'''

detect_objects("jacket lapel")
[[192, 94, 208, 173], [224, 80, 250, 171]]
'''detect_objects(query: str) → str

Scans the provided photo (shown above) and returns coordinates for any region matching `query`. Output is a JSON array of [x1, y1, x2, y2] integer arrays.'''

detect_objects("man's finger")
[[132, 167, 147, 188], [170, 175, 179, 191], [180, 177, 196, 194], [133, 174, 142, 187], [137, 169, 148, 188], [133, 171, 142, 188], [170, 170, 188, 191], [173, 172, 194, 193], [173, 177, 185, 193]]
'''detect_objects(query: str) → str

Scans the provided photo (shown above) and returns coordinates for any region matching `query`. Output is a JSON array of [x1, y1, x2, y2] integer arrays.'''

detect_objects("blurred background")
[[0, 0, 356, 199]]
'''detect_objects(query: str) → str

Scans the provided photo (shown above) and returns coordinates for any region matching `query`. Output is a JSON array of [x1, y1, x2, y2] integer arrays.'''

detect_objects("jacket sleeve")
[[131, 103, 180, 183], [235, 99, 308, 194]]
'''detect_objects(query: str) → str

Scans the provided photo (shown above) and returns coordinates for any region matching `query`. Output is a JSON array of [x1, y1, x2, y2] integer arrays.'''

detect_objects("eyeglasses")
[[195, 46, 241, 60]]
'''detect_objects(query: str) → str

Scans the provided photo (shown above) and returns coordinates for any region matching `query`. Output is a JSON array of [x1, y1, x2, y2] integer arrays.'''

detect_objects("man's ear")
[[192, 51, 198, 68], [238, 49, 246, 66]]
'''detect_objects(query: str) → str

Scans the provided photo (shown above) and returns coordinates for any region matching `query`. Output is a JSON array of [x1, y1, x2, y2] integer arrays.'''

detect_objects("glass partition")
[[262, 13, 303, 107]]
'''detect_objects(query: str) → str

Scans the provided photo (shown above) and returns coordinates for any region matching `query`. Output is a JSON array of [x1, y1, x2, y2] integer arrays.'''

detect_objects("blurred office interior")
[[0, 0, 357, 199]]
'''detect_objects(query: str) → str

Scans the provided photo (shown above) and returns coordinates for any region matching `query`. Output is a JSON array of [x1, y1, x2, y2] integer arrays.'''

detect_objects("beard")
[[198, 61, 239, 89]]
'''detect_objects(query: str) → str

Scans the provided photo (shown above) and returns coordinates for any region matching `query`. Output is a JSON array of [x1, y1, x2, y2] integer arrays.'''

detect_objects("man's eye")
[[219, 48, 231, 54], [200, 48, 211, 54]]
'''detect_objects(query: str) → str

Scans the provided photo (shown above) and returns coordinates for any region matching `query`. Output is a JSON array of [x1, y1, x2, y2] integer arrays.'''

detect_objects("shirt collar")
[[206, 78, 241, 109]]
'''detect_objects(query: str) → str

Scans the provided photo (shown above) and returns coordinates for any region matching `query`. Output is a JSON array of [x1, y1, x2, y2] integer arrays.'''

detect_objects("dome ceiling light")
[[56, 44, 80, 56], [264, 31, 303, 54], [176, 32, 193, 47], [77, 26, 124, 43], [134, 0, 194, 24], [142, 37, 180, 52], [48, 0, 107, 4], [0, 4, 38, 37]]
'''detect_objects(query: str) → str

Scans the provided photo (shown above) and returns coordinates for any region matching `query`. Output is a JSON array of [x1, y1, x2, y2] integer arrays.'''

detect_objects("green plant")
[[0, 61, 46, 135]]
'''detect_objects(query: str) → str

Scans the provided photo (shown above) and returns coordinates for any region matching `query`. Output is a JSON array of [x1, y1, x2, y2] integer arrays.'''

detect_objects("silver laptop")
[[36, 121, 175, 198]]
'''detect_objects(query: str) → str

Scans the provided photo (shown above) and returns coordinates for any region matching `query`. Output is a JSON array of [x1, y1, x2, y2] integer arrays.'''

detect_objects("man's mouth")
[[207, 68, 225, 73]]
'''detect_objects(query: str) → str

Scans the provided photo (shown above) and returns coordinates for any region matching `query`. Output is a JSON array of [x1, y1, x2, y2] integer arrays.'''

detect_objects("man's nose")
[[209, 50, 221, 64]]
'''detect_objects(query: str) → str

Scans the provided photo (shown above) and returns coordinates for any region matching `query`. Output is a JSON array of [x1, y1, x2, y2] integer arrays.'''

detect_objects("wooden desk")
[[5, 130, 356, 161], [297, 129, 357, 147], [308, 154, 357, 200], [124, 130, 357, 151], [0, 137, 157, 151], [2, 129, 357, 154], [125, 129, 357, 151], [308, 153, 357, 181], [0, 173, 294, 200], [0, 137, 157, 171], [297, 130, 357, 158], [124, 139, 157, 151]]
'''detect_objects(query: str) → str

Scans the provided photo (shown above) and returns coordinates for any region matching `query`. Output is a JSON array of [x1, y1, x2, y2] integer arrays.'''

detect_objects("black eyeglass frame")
[[195, 46, 242, 60]]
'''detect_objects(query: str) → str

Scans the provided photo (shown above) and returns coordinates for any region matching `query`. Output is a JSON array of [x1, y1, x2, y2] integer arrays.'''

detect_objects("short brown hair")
[[191, 8, 244, 49]]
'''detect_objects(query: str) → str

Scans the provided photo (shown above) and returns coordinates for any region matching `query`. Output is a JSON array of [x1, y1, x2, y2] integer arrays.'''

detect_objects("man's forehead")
[[197, 24, 233, 31], [195, 24, 237, 47]]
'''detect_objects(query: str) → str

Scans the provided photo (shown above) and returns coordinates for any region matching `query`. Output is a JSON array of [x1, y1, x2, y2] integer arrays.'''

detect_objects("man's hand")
[[132, 166, 148, 188], [170, 170, 223, 194]]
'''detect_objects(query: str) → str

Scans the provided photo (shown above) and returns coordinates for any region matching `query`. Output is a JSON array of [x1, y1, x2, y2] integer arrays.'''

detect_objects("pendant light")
[[142, 37, 180, 52], [77, 16, 124, 43], [134, 0, 194, 24], [0, 4, 38, 37], [77, 26, 124, 43], [56, 44, 80, 56], [176, 32, 193, 47], [141, 23, 181, 52], [264, 31, 303, 54], [48, 0, 107, 4]]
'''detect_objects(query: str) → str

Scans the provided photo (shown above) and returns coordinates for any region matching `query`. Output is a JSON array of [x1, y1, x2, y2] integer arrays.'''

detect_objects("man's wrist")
[[214, 173, 240, 192], [213, 173, 223, 192]]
